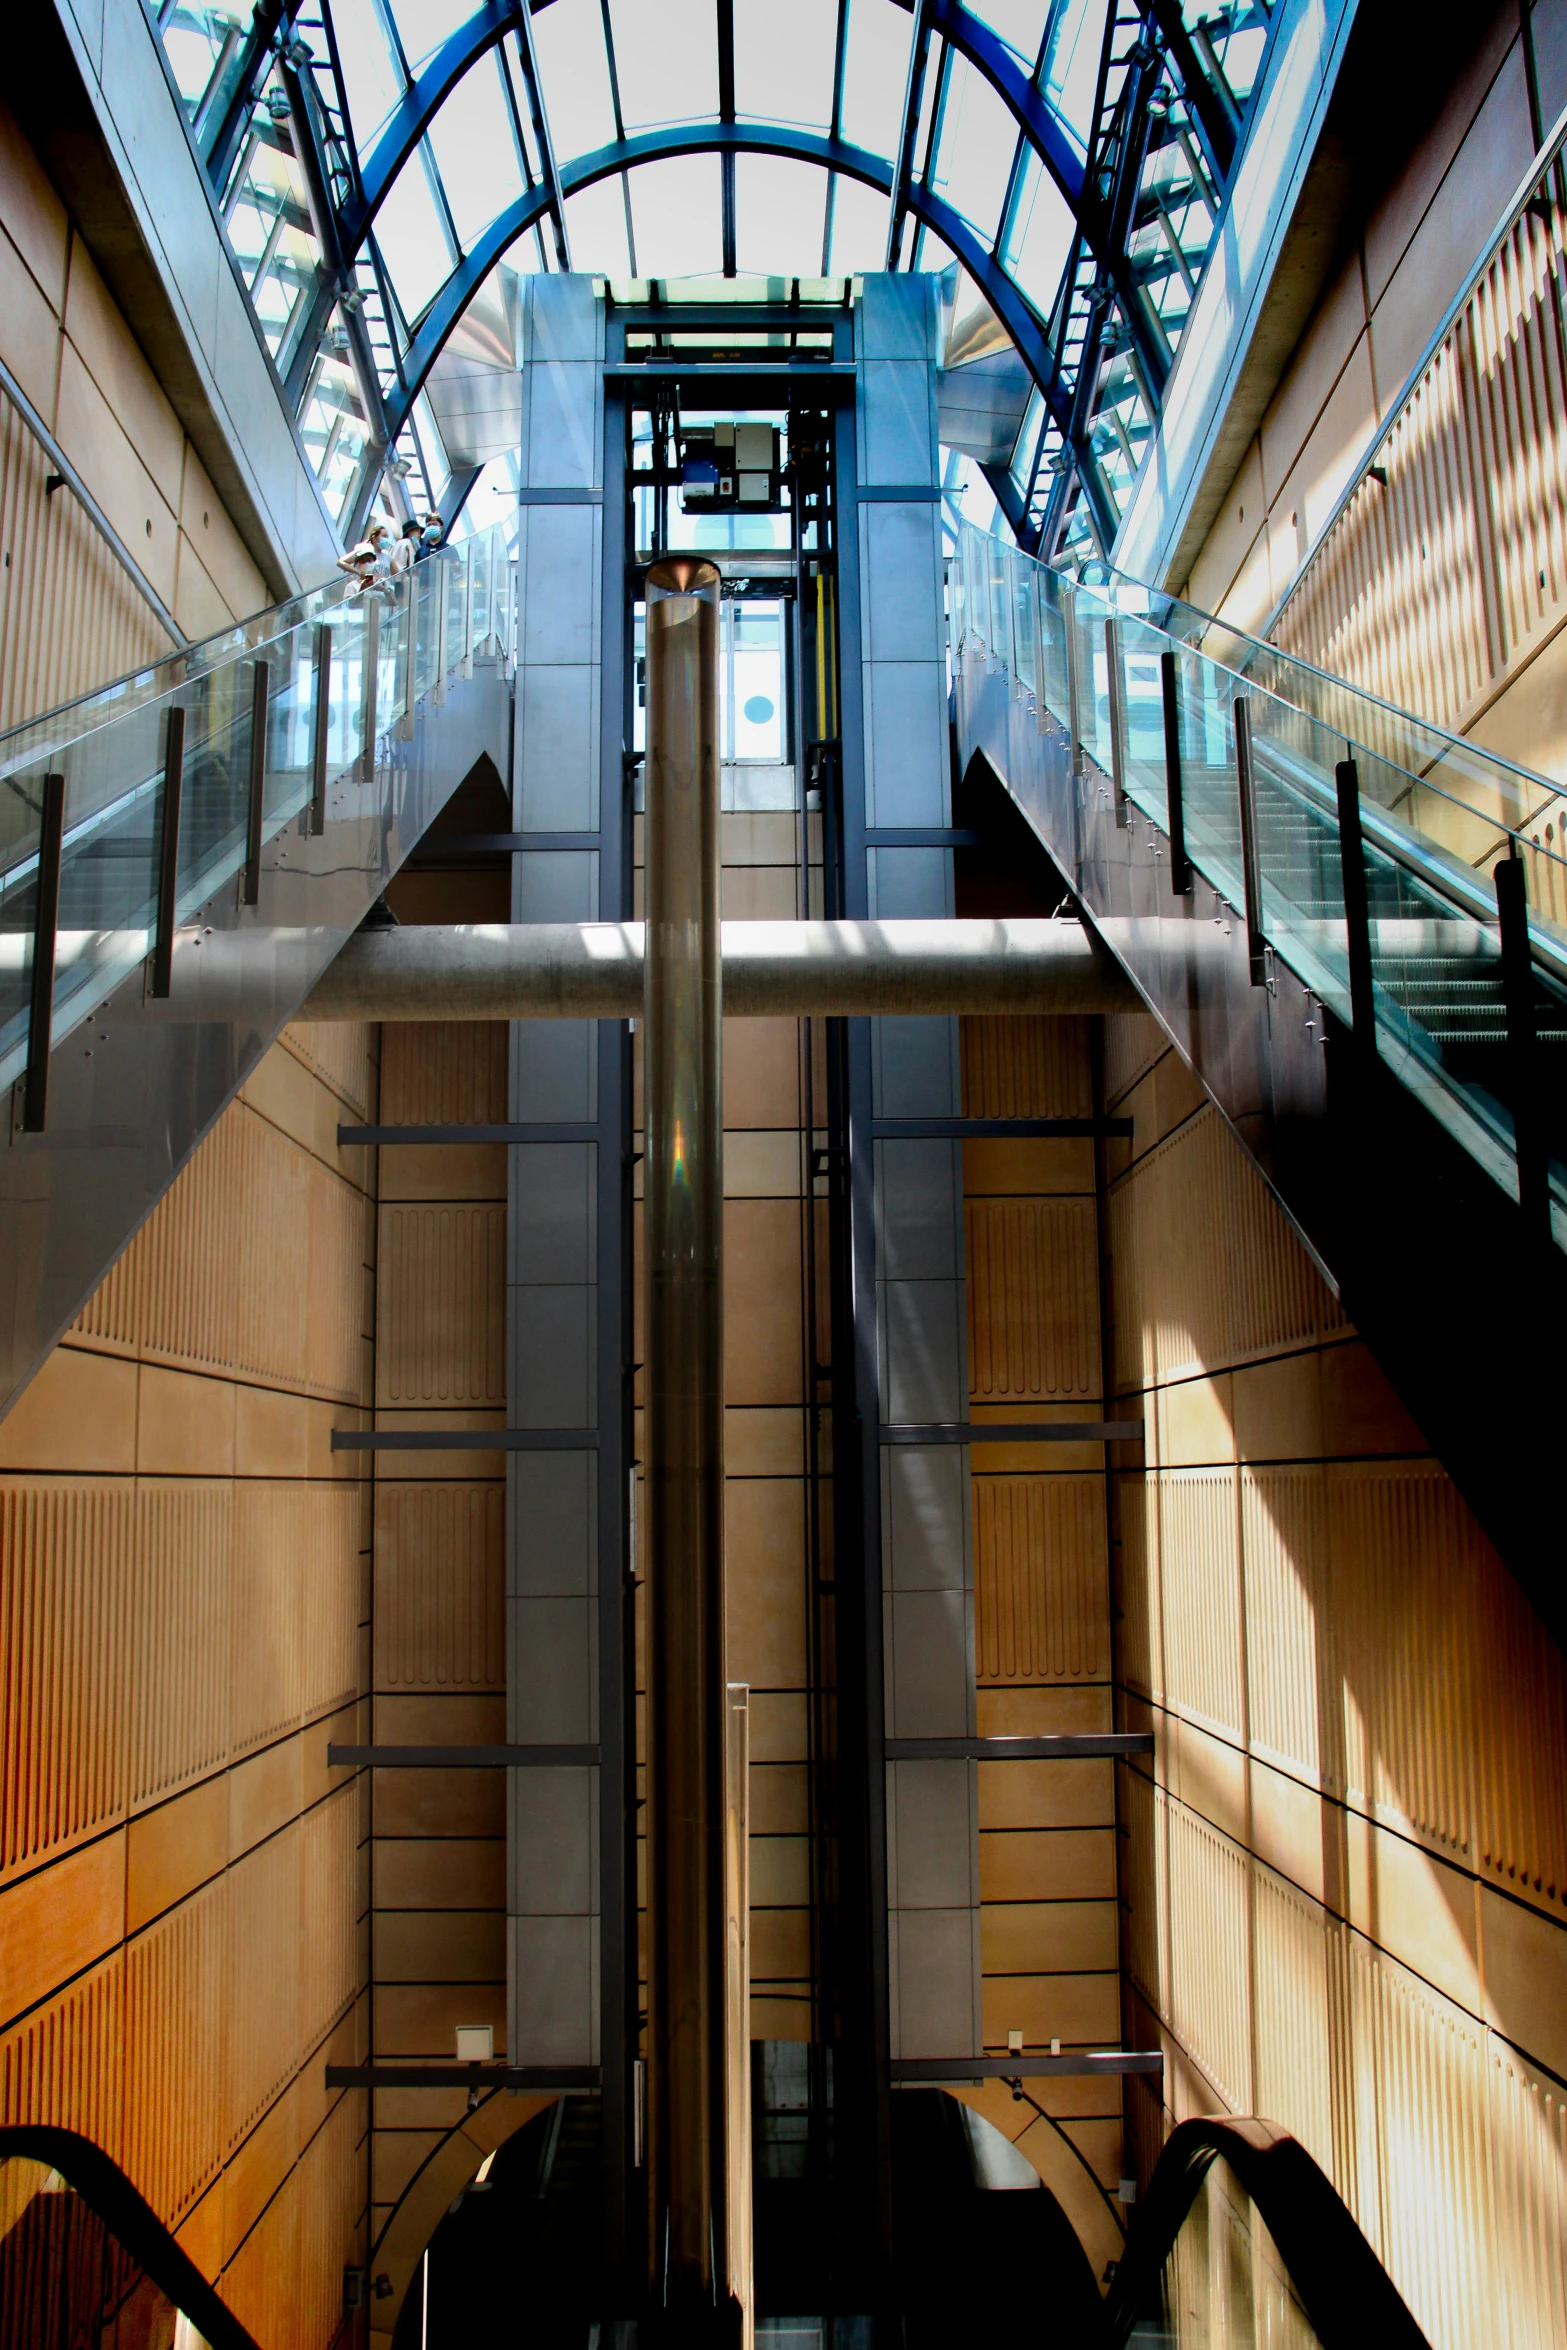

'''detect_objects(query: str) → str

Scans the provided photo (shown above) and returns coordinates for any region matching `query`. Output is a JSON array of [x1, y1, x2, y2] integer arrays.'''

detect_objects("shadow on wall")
[[1107, 1059, 1567, 2350], [0, 2125, 258, 2349]]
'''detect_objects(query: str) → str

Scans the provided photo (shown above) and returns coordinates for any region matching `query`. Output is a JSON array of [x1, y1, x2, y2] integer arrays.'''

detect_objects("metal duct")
[[299, 917, 1140, 1022]]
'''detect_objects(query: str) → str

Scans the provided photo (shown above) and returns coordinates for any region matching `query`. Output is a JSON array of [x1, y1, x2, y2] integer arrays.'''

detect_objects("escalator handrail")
[[0, 2123, 264, 2350], [1103, 2116, 1431, 2350], [960, 527, 1567, 995], [1092, 561, 1561, 824]]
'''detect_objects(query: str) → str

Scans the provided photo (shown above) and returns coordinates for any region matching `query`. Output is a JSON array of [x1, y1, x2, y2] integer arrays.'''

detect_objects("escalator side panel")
[[956, 655, 1567, 1640], [0, 652, 509, 1420]]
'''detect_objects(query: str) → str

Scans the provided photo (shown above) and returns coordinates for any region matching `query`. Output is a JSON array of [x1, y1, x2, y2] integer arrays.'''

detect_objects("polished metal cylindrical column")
[[643, 557, 740, 2337]]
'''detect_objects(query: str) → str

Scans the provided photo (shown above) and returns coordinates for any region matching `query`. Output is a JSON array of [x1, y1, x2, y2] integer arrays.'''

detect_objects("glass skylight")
[[149, 0, 1278, 567]]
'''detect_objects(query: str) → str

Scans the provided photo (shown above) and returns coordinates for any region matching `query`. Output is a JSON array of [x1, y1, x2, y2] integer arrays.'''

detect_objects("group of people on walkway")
[[337, 510, 445, 587]]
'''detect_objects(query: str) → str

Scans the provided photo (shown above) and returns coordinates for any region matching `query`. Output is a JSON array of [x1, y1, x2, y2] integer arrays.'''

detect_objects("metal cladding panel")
[[864, 663, 948, 830], [854, 284, 982, 2065], [506, 286, 610, 2076], [517, 663, 601, 832]]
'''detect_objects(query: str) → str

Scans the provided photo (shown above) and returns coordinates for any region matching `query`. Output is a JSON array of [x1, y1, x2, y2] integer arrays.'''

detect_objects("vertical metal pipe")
[[1233, 694, 1267, 985], [23, 772, 66, 1131], [1160, 649, 1191, 894], [724, 1683, 752, 2350], [643, 556, 740, 2339]]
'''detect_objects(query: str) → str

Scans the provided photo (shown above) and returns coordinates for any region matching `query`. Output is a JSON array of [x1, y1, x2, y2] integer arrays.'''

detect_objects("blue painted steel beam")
[[342, 0, 521, 253], [920, 0, 1085, 212], [378, 124, 1091, 466]]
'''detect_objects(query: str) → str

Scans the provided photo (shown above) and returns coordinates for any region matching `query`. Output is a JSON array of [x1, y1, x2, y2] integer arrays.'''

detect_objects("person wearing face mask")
[[337, 517, 392, 587], [389, 518, 421, 576], [418, 511, 445, 556]]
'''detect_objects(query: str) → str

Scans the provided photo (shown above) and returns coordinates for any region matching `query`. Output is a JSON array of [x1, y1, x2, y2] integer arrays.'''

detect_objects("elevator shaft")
[[642, 558, 746, 2339]]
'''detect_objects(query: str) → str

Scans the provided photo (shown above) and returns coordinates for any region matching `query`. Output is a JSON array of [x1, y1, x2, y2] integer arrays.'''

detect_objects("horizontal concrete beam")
[[302, 918, 1140, 1021]]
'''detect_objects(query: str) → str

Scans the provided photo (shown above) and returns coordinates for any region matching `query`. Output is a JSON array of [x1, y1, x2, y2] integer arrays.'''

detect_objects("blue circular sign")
[[743, 694, 775, 725]]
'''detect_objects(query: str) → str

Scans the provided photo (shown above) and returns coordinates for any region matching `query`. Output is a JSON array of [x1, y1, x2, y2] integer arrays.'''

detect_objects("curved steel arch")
[[381, 121, 1085, 463], [331, 0, 1141, 364], [335, 0, 1091, 264], [341, 0, 522, 250]]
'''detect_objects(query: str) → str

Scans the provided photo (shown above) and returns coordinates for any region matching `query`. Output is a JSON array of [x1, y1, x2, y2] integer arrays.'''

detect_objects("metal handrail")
[[1104, 2115, 1432, 2348], [0, 351, 186, 649]]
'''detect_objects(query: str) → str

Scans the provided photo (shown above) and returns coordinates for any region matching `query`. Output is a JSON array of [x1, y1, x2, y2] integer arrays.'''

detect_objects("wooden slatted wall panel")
[[379, 1021, 507, 1123], [0, 1952, 125, 2143], [0, 1017, 374, 2349], [280, 1022, 376, 1120], [376, 1206, 506, 1405], [0, 1484, 132, 1874], [373, 1485, 505, 1690], [1106, 1105, 1347, 1390], [0, 386, 168, 730], [960, 1014, 1092, 1117], [972, 1476, 1107, 1683], [967, 1199, 1099, 1400], [122, 1879, 226, 2224], [1272, 204, 1567, 754], [1109, 1025, 1567, 2350], [2, 1477, 360, 1881]]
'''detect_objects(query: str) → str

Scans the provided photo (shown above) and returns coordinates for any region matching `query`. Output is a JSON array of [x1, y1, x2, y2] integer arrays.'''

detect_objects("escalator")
[[952, 522, 1567, 1625], [0, 521, 515, 1420], [392, 2080, 1428, 2348]]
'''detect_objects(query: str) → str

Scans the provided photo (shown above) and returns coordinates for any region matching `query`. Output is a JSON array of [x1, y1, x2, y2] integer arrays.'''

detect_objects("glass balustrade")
[[0, 527, 515, 1102], [952, 520, 1567, 1244]]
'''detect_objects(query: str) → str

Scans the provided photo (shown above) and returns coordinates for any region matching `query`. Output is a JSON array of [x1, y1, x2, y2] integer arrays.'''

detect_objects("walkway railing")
[[0, 522, 514, 1108], [951, 515, 1567, 1245]]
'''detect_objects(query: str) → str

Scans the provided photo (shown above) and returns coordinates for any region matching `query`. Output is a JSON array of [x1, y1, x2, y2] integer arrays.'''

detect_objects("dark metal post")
[[1232, 694, 1267, 985], [1159, 648, 1190, 894], [310, 624, 331, 834], [642, 556, 743, 2342], [1105, 616, 1128, 826], [359, 595, 380, 781], [23, 772, 66, 1131], [244, 659, 270, 905], [1496, 849, 1549, 1237], [152, 706, 185, 1000], [1335, 758, 1377, 1051], [1063, 584, 1083, 778]]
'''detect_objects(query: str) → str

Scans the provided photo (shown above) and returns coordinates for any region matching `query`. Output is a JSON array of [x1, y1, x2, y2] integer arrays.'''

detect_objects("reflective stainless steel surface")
[[301, 916, 1139, 1021], [641, 557, 739, 2333]]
